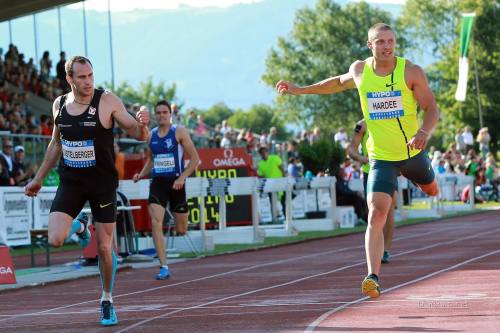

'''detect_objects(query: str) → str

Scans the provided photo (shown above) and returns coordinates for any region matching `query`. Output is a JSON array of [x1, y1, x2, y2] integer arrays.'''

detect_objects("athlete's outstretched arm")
[[109, 94, 150, 141], [25, 98, 63, 196], [276, 72, 355, 95], [174, 127, 200, 190], [347, 121, 369, 165], [407, 65, 440, 150]]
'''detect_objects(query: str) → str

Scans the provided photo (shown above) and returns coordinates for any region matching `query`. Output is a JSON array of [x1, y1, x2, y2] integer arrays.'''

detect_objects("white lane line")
[[115, 227, 500, 332], [304, 247, 500, 332], [0, 226, 449, 322]]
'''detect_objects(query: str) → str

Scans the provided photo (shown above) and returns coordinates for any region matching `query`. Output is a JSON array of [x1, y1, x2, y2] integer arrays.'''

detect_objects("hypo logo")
[[63, 140, 87, 147], [370, 91, 393, 98]]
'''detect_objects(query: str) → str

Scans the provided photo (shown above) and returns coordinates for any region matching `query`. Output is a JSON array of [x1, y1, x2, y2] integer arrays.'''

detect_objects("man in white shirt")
[[334, 127, 349, 148], [462, 126, 474, 152]]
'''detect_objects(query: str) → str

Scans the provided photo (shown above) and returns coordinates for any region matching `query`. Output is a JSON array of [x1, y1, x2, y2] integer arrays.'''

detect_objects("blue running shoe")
[[100, 301, 118, 326], [75, 212, 91, 248], [156, 266, 170, 280], [381, 250, 390, 264]]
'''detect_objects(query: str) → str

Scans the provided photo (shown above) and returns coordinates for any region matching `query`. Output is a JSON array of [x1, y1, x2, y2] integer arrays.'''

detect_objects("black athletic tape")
[[354, 124, 362, 133]]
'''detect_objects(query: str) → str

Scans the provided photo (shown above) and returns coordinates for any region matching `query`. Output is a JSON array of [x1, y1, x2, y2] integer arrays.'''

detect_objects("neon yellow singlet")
[[358, 56, 420, 161]]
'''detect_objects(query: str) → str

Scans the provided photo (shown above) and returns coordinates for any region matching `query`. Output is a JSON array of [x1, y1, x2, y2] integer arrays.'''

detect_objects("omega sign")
[[213, 149, 245, 167], [0, 266, 13, 275]]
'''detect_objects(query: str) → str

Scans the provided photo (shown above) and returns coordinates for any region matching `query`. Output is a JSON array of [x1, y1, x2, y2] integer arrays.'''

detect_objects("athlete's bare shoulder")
[[100, 89, 122, 105], [52, 95, 63, 118], [350, 59, 366, 75], [404, 59, 427, 88], [175, 125, 189, 137]]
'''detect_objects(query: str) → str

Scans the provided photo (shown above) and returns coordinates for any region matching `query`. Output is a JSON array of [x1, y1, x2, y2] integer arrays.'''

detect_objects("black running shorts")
[[50, 183, 117, 223], [148, 177, 188, 213], [367, 150, 435, 196]]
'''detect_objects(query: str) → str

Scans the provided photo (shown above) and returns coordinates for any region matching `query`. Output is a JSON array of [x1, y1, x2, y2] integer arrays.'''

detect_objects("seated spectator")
[[40, 114, 52, 136], [0, 139, 14, 185], [335, 168, 368, 222], [0, 158, 12, 185], [12, 145, 37, 186]]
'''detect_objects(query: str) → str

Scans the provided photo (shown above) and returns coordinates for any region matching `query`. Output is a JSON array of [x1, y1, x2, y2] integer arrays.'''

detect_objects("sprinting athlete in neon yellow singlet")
[[359, 56, 420, 161], [275, 23, 440, 299]]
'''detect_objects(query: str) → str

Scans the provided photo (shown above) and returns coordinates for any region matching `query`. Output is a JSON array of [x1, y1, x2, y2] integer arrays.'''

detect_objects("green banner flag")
[[455, 13, 476, 101]]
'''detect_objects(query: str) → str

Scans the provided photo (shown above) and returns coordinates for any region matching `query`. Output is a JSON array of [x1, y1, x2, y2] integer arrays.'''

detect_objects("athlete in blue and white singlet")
[[134, 100, 199, 280]]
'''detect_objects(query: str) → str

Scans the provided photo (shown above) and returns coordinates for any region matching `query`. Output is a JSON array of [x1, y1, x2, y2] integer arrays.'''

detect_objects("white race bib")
[[153, 154, 175, 174], [367, 90, 404, 120], [61, 139, 96, 168]]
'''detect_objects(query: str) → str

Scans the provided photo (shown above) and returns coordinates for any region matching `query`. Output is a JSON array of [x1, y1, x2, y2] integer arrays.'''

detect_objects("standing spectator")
[[171, 103, 182, 124], [184, 110, 197, 134], [56, 51, 69, 92], [39, 51, 52, 82], [195, 114, 208, 137], [299, 129, 310, 145], [455, 128, 466, 154], [309, 126, 321, 144], [287, 157, 301, 178], [476, 127, 490, 159], [286, 140, 299, 160], [220, 131, 231, 148], [258, 146, 285, 215], [259, 131, 268, 147], [267, 126, 278, 153], [462, 126, 474, 152], [334, 127, 349, 148], [220, 120, 231, 136]]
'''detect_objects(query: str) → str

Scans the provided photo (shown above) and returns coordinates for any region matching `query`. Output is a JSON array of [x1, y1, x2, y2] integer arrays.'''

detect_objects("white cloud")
[[69, 0, 263, 12]]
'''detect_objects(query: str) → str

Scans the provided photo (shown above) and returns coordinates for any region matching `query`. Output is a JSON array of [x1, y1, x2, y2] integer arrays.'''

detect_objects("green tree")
[[399, 0, 499, 153], [262, 0, 404, 132], [227, 104, 288, 138], [200, 102, 234, 128], [105, 76, 178, 109], [298, 139, 345, 175]]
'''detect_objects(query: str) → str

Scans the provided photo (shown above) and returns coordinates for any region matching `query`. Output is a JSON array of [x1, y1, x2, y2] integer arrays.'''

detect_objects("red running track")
[[0, 211, 498, 333]]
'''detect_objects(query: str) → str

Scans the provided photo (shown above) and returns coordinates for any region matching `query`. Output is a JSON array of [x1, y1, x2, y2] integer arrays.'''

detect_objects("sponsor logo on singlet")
[[61, 139, 96, 168], [367, 90, 404, 120]]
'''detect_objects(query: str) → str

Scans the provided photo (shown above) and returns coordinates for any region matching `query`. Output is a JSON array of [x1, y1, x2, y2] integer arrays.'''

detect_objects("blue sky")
[[1, 0, 412, 110]]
